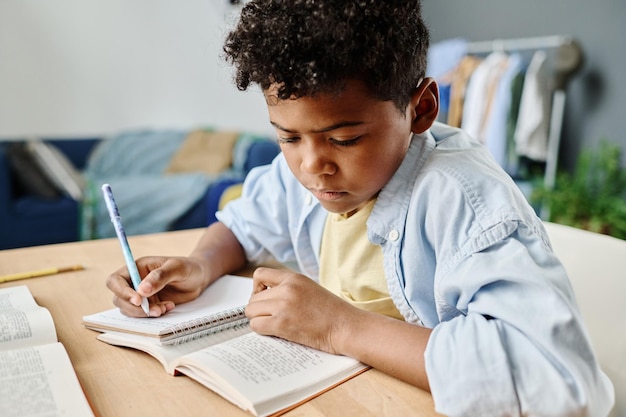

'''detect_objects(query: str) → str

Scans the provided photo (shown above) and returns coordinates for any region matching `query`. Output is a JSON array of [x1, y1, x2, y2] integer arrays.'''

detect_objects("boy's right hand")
[[106, 255, 211, 318]]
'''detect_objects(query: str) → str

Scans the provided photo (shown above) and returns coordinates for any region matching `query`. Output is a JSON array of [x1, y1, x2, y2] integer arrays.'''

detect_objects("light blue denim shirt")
[[217, 122, 614, 416]]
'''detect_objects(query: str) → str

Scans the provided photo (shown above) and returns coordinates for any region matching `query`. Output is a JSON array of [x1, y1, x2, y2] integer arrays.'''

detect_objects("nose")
[[300, 140, 336, 176]]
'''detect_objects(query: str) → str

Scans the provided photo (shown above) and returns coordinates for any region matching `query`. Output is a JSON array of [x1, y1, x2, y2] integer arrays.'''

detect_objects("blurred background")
[[0, 0, 625, 249], [422, 0, 625, 172], [0, 1, 268, 138]]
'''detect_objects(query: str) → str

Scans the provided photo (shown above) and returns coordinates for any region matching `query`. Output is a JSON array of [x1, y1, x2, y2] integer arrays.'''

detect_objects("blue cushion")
[[244, 141, 280, 174], [206, 178, 243, 225]]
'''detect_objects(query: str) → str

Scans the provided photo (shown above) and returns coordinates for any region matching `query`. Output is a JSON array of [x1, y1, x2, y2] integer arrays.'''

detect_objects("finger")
[[105, 264, 132, 292], [246, 291, 278, 318], [248, 315, 281, 337], [146, 298, 175, 318], [106, 265, 144, 305], [251, 267, 287, 294], [136, 257, 181, 296], [112, 292, 149, 318]]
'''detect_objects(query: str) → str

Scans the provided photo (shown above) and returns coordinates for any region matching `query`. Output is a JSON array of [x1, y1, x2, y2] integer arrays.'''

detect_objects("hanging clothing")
[[428, 38, 557, 169], [446, 55, 482, 128], [482, 53, 524, 170], [427, 38, 469, 125], [426, 38, 469, 81], [460, 52, 509, 142], [506, 70, 526, 176], [514, 50, 552, 161]]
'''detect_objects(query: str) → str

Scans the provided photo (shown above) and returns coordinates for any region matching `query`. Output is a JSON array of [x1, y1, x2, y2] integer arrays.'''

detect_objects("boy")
[[106, 1, 614, 415]]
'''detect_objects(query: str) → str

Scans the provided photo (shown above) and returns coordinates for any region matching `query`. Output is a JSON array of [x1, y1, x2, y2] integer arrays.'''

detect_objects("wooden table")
[[0, 229, 441, 417]]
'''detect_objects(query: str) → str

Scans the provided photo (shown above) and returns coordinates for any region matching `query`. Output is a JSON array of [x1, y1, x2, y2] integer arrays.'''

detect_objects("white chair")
[[544, 222, 625, 417]]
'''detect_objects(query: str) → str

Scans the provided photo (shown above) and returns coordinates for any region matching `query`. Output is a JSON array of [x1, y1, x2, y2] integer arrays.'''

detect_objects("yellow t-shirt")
[[319, 199, 404, 320]]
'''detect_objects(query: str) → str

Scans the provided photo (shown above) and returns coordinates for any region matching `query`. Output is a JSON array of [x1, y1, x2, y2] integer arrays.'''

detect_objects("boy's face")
[[266, 80, 417, 215]]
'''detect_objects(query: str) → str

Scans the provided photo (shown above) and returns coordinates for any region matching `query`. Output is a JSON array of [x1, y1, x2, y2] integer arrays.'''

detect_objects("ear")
[[409, 77, 439, 134]]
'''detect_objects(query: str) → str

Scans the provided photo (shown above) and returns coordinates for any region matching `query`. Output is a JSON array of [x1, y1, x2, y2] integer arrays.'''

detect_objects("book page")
[[82, 275, 252, 338], [0, 342, 94, 417], [0, 285, 57, 351], [175, 332, 368, 417], [97, 324, 252, 374]]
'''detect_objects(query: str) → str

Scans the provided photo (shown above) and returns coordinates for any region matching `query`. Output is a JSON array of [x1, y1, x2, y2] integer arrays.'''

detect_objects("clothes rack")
[[467, 35, 584, 218], [467, 35, 573, 54]]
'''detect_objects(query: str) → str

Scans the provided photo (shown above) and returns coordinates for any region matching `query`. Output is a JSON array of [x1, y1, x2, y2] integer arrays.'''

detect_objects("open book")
[[0, 285, 95, 417], [82, 275, 368, 417]]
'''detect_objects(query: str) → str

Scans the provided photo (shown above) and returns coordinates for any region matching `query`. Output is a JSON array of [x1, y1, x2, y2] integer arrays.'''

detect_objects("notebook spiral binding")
[[164, 305, 249, 346]]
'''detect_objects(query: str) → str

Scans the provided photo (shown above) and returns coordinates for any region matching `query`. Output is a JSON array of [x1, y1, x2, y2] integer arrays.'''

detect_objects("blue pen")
[[101, 183, 150, 316]]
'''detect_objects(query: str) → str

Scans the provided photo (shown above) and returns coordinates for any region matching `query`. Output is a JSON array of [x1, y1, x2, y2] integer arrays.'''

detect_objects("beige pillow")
[[165, 130, 239, 175]]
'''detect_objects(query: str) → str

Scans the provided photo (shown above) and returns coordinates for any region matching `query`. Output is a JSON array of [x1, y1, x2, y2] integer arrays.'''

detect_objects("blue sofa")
[[0, 136, 279, 250]]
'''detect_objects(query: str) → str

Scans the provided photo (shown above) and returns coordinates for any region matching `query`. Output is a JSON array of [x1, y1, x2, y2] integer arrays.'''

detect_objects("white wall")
[[0, 0, 272, 138]]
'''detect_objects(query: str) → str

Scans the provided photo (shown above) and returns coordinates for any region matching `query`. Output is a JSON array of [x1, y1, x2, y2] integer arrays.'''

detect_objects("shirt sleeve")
[[424, 221, 614, 417], [216, 155, 294, 265]]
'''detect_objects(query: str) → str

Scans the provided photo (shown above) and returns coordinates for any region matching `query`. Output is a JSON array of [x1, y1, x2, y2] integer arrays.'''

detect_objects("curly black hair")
[[223, 0, 430, 111]]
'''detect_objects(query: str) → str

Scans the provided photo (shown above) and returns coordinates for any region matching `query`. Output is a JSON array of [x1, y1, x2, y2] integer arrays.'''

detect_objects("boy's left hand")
[[246, 266, 359, 355]]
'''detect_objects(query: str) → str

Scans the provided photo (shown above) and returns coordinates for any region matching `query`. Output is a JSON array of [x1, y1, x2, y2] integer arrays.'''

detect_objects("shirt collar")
[[367, 129, 437, 244]]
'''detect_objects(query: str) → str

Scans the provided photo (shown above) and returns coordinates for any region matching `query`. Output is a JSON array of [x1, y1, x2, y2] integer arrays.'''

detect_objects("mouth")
[[310, 189, 347, 202]]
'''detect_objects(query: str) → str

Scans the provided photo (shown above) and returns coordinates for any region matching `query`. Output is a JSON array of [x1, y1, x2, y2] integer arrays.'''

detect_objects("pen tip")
[[142, 299, 150, 317]]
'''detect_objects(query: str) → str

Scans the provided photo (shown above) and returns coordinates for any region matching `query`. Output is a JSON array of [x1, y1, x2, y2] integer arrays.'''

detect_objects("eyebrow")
[[270, 120, 365, 134]]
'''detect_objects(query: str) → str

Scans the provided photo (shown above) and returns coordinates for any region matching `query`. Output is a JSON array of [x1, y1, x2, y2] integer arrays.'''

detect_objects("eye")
[[330, 136, 362, 147], [276, 136, 300, 144]]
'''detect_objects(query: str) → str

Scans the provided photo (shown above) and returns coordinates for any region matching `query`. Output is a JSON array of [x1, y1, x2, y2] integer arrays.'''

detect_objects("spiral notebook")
[[82, 274, 252, 345]]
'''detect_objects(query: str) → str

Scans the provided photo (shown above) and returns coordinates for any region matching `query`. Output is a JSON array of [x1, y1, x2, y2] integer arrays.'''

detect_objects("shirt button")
[[305, 194, 313, 205], [388, 229, 399, 241]]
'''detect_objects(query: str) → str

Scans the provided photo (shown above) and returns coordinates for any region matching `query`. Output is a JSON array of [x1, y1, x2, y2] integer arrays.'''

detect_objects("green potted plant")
[[532, 140, 626, 239]]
